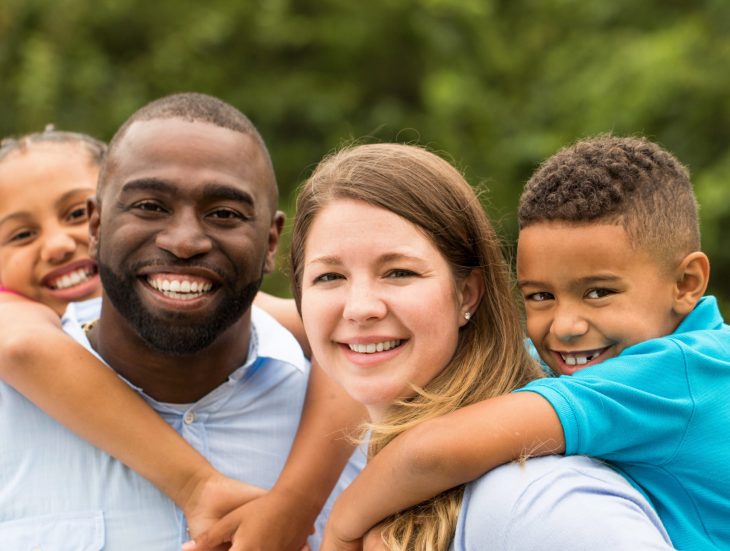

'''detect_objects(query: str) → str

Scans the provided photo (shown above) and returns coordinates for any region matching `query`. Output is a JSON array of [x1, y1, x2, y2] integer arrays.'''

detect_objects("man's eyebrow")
[[200, 183, 254, 206], [120, 178, 173, 195], [119, 179, 255, 206]]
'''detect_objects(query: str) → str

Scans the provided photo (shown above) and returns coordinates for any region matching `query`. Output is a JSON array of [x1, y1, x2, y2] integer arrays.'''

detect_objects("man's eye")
[[209, 209, 243, 220], [586, 288, 614, 299], [526, 291, 553, 302], [133, 201, 165, 213]]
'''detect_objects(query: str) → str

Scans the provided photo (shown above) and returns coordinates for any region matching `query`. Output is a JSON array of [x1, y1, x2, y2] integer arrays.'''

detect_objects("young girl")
[[0, 127, 361, 548]]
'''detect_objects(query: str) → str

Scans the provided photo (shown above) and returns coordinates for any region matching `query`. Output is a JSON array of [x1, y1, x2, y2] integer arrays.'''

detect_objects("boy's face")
[[517, 222, 681, 376], [0, 144, 101, 315]]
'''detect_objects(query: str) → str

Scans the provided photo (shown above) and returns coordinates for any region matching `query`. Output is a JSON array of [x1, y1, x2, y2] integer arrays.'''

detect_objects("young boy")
[[322, 135, 729, 550]]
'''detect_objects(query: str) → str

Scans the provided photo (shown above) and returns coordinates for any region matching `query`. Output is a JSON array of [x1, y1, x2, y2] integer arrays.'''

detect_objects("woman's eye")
[[314, 273, 343, 283], [526, 291, 553, 302], [586, 288, 614, 299], [385, 269, 417, 279]]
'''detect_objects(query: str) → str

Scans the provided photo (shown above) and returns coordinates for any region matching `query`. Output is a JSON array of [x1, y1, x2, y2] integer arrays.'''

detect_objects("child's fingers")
[[182, 514, 237, 551]]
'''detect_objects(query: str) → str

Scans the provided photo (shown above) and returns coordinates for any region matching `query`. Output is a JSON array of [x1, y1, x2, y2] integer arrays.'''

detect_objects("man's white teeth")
[[560, 351, 601, 366], [148, 277, 212, 299], [51, 269, 93, 290], [349, 340, 401, 354]]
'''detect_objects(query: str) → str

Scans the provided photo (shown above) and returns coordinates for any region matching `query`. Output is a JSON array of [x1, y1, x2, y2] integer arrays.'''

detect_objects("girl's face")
[[0, 143, 101, 315], [301, 199, 472, 420]]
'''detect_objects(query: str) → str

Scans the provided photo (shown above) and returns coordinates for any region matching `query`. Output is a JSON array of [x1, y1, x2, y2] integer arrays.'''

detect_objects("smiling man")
[[0, 93, 359, 550]]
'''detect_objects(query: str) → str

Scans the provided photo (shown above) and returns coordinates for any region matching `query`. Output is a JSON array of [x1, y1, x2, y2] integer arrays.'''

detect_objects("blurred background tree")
[[2, 0, 728, 312]]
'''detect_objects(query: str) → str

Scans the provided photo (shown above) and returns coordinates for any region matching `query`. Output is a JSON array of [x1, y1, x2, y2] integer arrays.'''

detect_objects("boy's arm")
[[254, 291, 311, 357], [185, 359, 367, 551], [322, 392, 564, 550], [0, 298, 256, 524]]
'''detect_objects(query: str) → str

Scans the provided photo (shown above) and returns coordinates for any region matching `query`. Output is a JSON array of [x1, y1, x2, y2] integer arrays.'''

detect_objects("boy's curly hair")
[[518, 135, 700, 267]]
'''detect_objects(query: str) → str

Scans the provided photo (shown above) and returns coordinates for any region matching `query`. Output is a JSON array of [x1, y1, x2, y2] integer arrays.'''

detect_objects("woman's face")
[[0, 143, 100, 315], [301, 199, 471, 420]]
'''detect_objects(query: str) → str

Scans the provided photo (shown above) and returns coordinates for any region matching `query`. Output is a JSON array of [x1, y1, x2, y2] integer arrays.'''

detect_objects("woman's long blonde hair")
[[291, 144, 543, 550]]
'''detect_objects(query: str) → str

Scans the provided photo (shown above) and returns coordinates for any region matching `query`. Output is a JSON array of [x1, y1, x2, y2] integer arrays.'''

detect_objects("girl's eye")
[[526, 291, 553, 302], [385, 269, 417, 279], [586, 288, 614, 299], [67, 206, 88, 222]]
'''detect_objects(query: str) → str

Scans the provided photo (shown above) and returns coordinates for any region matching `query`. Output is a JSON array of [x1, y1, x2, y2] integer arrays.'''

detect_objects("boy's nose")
[[41, 228, 77, 264], [342, 281, 387, 323], [154, 212, 213, 259], [550, 307, 590, 342]]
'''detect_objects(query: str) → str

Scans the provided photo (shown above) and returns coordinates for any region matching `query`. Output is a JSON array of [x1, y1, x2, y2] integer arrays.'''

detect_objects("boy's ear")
[[87, 196, 101, 260], [458, 268, 485, 328], [673, 251, 710, 316]]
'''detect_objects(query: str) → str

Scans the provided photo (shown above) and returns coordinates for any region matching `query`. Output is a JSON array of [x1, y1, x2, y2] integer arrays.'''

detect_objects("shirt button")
[[183, 411, 195, 425]]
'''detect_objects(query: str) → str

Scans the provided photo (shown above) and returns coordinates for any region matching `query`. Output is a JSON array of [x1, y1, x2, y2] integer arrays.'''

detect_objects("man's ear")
[[87, 196, 101, 260], [263, 211, 286, 274], [673, 251, 710, 316], [457, 268, 485, 328]]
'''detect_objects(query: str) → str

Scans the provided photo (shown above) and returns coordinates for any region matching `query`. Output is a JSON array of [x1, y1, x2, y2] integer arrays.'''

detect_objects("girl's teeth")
[[52, 269, 92, 290], [349, 340, 402, 354]]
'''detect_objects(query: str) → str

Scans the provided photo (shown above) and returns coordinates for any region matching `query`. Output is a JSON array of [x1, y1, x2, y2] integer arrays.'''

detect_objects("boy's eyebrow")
[[518, 274, 622, 289], [0, 211, 30, 227], [120, 178, 254, 205]]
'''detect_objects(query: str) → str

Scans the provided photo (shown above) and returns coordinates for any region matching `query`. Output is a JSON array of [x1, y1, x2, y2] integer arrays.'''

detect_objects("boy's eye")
[[585, 288, 614, 299], [9, 228, 36, 243], [526, 291, 553, 302]]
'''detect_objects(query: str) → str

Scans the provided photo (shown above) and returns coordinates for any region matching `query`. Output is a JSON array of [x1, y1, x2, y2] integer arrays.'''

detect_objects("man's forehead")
[[105, 118, 275, 199]]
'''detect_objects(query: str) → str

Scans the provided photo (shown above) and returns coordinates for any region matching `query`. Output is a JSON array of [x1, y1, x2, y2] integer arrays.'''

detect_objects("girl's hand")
[[183, 488, 316, 551], [182, 472, 265, 545]]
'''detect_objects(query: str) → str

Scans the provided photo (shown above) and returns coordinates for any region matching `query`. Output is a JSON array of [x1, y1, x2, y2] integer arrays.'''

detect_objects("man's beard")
[[97, 260, 262, 357]]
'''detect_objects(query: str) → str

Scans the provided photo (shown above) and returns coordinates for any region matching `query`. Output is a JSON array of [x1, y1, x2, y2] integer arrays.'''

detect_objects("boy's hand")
[[183, 489, 316, 551]]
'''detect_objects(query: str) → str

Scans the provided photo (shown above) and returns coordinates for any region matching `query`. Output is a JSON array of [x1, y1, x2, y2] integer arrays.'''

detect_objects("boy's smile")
[[517, 222, 683, 376]]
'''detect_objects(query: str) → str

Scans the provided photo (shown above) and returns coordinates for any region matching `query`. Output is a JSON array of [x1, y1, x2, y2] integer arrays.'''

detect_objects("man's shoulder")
[[251, 305, 308, 373]]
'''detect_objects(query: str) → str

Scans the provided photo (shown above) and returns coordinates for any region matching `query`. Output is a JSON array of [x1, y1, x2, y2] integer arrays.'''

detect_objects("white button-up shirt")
[[0, 298, 363, 550]]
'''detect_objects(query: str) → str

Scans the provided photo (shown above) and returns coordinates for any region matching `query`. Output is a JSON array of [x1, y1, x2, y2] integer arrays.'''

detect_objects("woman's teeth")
[[349, 340, 402, 354]]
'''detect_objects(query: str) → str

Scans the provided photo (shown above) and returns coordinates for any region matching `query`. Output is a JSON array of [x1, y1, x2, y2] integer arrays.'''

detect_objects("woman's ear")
[[457, 269, 485, 327], [673, 251, 710, 316]]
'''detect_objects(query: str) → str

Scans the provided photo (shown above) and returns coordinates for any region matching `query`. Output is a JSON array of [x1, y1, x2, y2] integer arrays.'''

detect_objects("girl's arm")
[[186, 359, 366, 550], [321, 392, 564, 551], [0, 296, 230, 512], [254, 291, 311, 358]]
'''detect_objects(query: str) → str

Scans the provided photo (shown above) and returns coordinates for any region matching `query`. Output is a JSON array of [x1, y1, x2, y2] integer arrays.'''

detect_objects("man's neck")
[[86, 302, 253, 404]]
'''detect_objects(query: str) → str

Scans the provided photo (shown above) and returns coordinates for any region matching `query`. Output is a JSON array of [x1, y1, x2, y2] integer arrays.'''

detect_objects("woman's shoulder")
[[451, 455, 672, 550]]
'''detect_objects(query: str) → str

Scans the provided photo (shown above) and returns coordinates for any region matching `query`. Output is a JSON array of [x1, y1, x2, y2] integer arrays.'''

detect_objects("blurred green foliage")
[[2, 0, 729, 313]]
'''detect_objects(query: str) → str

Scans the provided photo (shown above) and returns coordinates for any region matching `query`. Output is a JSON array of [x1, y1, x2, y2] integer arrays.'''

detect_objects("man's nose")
[[154, 211, 213, 259]]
